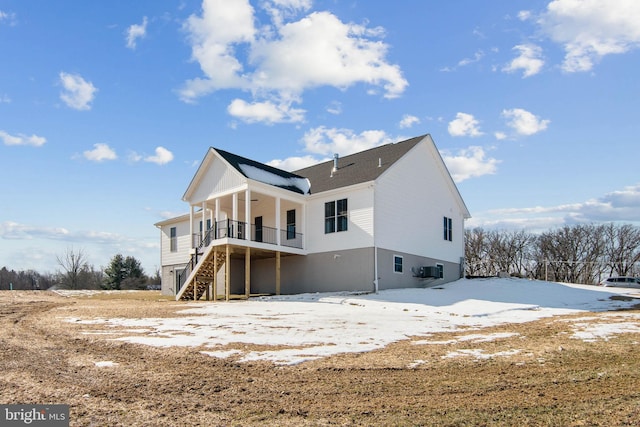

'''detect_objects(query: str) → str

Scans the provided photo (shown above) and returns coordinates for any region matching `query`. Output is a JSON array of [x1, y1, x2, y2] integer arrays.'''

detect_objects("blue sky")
[[1, 0, 639, 275]]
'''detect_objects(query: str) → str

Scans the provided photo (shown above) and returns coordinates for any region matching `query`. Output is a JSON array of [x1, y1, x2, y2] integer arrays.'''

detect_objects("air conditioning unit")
[[417, 266, 440, 279]]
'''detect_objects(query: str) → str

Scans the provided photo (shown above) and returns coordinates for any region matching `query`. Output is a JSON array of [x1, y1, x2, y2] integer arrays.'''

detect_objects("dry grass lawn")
[[1, 290, 639, 426]]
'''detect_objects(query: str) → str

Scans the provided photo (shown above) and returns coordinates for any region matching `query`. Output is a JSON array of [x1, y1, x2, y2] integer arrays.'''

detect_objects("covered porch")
[[176, 185, 306, 301]]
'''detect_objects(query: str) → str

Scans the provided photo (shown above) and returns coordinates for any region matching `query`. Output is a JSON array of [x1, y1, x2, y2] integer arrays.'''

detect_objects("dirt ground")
[[1, 290, 639, 426]]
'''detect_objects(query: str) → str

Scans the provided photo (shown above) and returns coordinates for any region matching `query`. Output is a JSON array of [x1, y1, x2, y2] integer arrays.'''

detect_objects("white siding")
[[375, 142, 465, 263], [159, 218, 191, 267], [188, 156, 245, 204], [306, 185, 374, 253]]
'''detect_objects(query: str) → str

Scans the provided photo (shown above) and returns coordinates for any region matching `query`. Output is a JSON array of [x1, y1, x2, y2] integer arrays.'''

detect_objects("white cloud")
[[326, 101, 342, 115], [262, 0, 312, 28], [59, 72, 97, 111], [250, 11, 406, 97], [0, 10, 16, 26], [267, 155, 321, 172], [179, 0, 407, 122], [538, 0, 640, 72], [179, 0, 259, 101], [502, 44, 544, 77], [301, 127, 394, 156], [518, 10, 532, 21], [264, 127, 395, 171], [0, 130, 46, 147], [458, 50, 485, 67], [501, 108, 550, 136], [128, 151, 143, 162], [0, 94, 10, 103], [469, 183, 640, 230], [227, 98, 305, 124], [144, 146, 174, 165], [441, 50, 485, 72], [440, 146, 500, 183], [0, 221, 70, 240], [448, 112, 483, 137], [126, 16, 148, 49], [399, 114, 420, 129], [83, 143, 117, 162]]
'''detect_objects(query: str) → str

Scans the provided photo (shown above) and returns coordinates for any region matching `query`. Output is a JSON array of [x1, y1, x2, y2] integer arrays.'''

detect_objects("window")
[[325, 198, 348, 233], [436, 263, 444, 279], [394, 255, 403, 273], [337, 199, 348, 232], [286, 209, 296, 239], [170, 227, 177, 252], [443, 217, 452, 241]]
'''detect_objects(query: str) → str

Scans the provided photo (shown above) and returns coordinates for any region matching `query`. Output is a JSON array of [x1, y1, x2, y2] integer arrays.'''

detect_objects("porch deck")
[[175, 219, 304, 301]]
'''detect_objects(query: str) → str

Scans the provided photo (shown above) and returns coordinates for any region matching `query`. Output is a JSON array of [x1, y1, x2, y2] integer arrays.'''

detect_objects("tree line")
[[0, 248, 160, 291], [465, 223, 640, 284]]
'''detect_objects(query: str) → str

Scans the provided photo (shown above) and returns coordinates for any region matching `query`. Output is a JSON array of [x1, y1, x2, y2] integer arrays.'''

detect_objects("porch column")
[[232, 192, 239, 240], [214, 198, 220, 238], [189, 205, 195, 248], [201, 201, 206, 244], [275, 196, 281, 245], [232, 193, 238, 222], [245, 189, 251, 241], [245, 247, 250, 298], [301, 202, 306, 249], [275, 251, 281, 295], [225, 245, 230, 302]]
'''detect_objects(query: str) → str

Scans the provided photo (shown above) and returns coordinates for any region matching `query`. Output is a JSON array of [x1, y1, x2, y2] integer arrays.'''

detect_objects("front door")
[[255, 216, 263, 242]]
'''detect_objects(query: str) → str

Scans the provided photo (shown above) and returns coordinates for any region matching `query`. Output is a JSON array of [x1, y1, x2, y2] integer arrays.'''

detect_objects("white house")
[[155, 134, 471, 300]]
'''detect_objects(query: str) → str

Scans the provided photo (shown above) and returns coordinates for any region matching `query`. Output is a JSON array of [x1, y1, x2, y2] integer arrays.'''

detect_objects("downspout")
[[373, 183, 379, 294], [374, 246, 379, 294]]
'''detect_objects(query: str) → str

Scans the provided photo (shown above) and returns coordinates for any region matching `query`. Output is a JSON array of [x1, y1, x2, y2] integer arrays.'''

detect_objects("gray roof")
[[293, 135, 425, 194]]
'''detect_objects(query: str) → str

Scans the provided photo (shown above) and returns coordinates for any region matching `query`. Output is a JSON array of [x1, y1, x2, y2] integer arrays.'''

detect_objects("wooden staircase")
[[177, 249, 227, 301]]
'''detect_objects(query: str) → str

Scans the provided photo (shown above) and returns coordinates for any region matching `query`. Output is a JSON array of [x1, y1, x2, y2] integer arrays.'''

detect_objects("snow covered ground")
[[67, 278, 640, 365]]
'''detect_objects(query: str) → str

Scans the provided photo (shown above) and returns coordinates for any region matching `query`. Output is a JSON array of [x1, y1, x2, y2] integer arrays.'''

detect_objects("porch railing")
[[191, 219, 303, 250], [178, 219, 303, 294]]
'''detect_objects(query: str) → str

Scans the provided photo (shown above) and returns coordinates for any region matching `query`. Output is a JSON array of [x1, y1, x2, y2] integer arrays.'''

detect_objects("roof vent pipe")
[[378, 157, 382, 168], [332, 153, 339, 173]]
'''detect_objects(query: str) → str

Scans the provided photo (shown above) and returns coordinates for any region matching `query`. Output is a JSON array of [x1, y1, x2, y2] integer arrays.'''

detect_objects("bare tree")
[[56, 247, 89, 289], [603, 223, 640, 277], [465, 228, 490, 276]]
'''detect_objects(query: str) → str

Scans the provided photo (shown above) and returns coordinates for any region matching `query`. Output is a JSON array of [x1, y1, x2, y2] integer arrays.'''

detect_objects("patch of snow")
[[408, 360, 427, 368], [238, 163, 310, 194], [570, 322, 640, 342], [200, 349, 242, 359], [65, 278, 640, 365], [53, 289, 138, 297], [442, 349, 521, 360], [94, 361, 119, 367]]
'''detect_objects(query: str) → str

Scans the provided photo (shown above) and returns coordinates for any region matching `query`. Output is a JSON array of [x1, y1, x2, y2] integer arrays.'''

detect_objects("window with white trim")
[[170, 227, 177, 252], [436, 263, 444, 279], [443, 217, 452, 241], [325, 198, 348, 233], [393, 255, 403, 273]]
